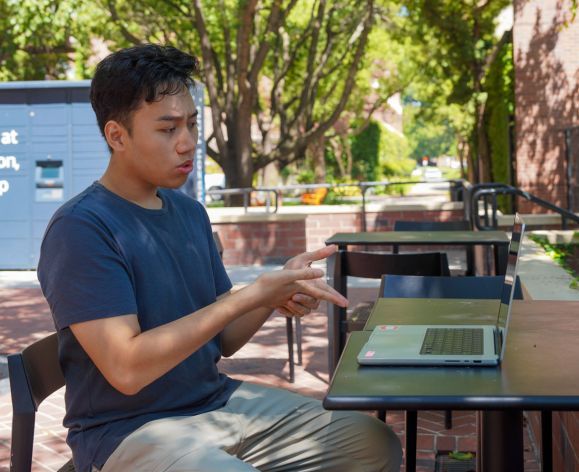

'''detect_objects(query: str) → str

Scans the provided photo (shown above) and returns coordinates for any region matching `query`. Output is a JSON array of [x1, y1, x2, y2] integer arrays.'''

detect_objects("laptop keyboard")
[[420, 328, 484, 355]]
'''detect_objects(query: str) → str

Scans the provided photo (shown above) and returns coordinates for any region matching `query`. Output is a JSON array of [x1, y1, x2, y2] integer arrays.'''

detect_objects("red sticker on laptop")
[[365, 350, 376, 358], [378, 325, 399, 331]]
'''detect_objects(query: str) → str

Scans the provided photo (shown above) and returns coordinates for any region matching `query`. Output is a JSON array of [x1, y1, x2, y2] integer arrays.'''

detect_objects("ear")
[[104, 120, 128, 152]]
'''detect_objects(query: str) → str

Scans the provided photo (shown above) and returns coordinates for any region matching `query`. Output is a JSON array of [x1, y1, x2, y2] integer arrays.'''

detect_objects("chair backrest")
[[380, 274, 524, 300], [341, 250, 451, 279], [393, 220, 471, 231], [326, 249, 452, 374], [393, 219, 474, 275], [212, 231, 224, 259], [8, 332, 65, 472]]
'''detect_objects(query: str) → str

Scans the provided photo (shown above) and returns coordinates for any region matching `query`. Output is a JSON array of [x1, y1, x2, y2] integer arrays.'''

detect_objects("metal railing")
[[467, 183, 579, 230], [206, 179, 464, 229]]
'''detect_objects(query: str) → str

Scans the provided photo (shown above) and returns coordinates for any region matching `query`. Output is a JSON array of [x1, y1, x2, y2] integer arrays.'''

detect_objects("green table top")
[[326, 230, 509, 246], [324, 300, 579, 412]]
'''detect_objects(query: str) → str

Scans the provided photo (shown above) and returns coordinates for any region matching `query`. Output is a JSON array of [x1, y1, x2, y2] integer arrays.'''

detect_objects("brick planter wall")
[[210, 204, 465, 265]]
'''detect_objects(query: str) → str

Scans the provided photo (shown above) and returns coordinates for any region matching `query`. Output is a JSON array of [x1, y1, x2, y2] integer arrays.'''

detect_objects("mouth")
[[177, 160, 193, 174]]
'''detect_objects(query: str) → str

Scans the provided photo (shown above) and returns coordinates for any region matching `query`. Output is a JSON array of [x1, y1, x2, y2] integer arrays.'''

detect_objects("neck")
[[99, 162, 162, 210]]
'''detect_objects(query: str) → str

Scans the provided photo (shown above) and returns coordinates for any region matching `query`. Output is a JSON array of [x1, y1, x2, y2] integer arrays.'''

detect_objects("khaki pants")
[[100, 382, 402, 472]]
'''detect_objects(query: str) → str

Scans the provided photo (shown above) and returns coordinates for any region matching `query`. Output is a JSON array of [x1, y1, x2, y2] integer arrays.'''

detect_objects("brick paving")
[[0, 283, 542, 471]]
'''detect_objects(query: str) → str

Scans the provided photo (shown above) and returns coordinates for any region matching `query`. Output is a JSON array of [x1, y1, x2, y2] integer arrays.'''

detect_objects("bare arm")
[[220, 245, 345, 356], [70, 267, 346, 395]]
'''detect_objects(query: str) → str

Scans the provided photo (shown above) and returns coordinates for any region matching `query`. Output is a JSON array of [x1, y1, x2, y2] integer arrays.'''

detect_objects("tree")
[[98, 0, 377, 199], [399, 0, 511, 183], [0, 0, 81, 80], [323, 18, 418, 182]]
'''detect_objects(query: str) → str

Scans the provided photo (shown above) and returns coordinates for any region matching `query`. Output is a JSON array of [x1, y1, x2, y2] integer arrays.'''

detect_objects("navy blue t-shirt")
[[37, 182, 240, 472]]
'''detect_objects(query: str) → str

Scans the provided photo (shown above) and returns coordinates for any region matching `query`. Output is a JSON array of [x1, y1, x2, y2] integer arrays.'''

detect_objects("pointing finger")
[[289, 245, 338, 268]]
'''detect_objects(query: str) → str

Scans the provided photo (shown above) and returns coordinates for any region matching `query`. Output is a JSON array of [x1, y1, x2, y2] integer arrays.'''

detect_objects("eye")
[[188, 121, 197, 130], [163, 127, 176, 134]]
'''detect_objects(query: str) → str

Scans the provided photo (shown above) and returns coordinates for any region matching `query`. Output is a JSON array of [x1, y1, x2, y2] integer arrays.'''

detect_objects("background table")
[[326, 230, 510, 275], [324, 299, 579, 472]]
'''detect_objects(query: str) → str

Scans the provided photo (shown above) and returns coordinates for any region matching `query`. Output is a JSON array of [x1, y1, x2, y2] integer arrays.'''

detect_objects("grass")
[[529, 233, 579, 289]]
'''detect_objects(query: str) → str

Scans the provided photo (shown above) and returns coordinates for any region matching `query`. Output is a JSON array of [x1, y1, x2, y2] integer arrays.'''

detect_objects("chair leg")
[[377, 410, 387, 422], [295, 317, 303, 365], [541, 411, 552, 472], [286, 317, 295, 383], [445, 410, 452, 429], [405, 411, 417, 472]]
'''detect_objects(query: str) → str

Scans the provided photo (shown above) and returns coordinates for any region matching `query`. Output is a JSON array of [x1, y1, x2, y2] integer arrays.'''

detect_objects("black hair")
[[90, 44, 199, 141]]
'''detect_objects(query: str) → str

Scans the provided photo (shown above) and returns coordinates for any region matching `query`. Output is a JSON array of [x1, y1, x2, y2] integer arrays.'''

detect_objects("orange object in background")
[[301, 187, 328, 205]]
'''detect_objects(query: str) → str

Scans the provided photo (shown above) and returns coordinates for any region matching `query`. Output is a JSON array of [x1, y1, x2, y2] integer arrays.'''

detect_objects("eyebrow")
[[156, 110, 199, 122]]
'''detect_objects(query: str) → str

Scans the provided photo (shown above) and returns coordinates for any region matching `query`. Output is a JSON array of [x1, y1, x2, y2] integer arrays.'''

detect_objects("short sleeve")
[[38, 214, 138, 330]]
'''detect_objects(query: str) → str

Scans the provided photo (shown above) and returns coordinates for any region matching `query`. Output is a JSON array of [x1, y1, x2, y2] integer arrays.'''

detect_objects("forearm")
[[220, 305, 274, 357], [72, 266, 342, 395], [72, 284, 262, 395]]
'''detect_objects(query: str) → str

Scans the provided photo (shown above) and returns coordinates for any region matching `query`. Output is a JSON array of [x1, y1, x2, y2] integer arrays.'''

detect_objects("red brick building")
[[513, 0, 579, 211]]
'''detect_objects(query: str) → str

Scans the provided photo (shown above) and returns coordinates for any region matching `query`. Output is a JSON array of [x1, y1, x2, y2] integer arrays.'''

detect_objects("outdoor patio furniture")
[[326, 249, 451, 375], [7, 332, 75, 472], [324, 299, 577, 472], [300, 187, 327, 205], [325, 229, 510, 276], [393, 220, 475, 275], [379, 273, 526, 464]]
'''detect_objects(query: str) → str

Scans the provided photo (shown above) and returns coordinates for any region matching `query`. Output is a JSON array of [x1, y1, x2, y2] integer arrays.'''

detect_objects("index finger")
[[294, 245, 338, 266]]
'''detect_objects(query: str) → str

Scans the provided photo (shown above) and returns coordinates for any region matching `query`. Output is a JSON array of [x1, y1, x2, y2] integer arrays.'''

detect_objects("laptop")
[[357, 214, 526, 366]]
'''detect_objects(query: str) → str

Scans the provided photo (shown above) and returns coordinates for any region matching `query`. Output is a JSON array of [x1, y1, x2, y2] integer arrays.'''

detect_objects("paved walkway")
[[1, 254, 553, 472]]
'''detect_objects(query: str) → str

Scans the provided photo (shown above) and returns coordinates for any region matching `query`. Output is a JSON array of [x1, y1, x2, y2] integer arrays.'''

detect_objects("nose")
[[176, 127, 198, 155]]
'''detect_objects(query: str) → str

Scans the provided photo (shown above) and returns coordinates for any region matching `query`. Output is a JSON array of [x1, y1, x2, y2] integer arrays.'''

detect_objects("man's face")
[[121, 87, 198, 190]]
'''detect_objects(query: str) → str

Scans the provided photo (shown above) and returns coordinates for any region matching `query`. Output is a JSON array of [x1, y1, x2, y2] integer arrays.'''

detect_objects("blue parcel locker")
[[0, 81, 205, 269], [0, 81, 108, 269]]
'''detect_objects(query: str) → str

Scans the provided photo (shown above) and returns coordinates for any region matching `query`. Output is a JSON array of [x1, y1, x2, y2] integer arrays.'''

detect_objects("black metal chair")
[[393, 220, 475, 275], [8, 332, 75, 472], [380, 274, 524, 301]]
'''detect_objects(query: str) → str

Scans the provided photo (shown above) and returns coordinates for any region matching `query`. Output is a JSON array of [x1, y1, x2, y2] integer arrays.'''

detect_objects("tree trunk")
[[310, 134, 326, 183]]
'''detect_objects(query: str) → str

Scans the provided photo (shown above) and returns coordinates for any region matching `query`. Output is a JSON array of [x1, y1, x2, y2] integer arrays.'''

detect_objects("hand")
[[278, 245, 347, 317], [253, 266, 347, 314]]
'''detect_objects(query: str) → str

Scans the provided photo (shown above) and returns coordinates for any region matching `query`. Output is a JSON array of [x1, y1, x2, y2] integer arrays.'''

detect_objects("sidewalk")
[[1, 255, 550, 471]]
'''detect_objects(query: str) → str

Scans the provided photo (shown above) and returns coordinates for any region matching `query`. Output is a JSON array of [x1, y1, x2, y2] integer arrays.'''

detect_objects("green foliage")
[[348, 120, 414, 181], [397, 0, 512, 181], [484, 34, 514, 211], [379, 127, 415, 177], [404, 102, 457, 161], [296, 169, 316, 185], [350, 122, 380, 181], [0, 0, 102, 81], [529, 234, 579, 289], [485, 36, 514, 183]]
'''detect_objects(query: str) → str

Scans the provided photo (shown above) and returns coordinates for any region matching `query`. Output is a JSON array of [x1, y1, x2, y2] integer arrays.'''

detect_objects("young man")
[[38, 44, 402, 472]]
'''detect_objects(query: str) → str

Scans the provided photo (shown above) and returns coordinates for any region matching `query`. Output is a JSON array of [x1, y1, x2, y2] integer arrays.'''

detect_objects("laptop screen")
[[496, 213, 526, 358]]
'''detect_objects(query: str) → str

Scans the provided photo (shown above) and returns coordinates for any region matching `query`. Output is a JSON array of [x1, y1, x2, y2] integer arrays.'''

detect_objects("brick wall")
[[514, 2, 579, 466], [513, 0, 579, 212], [211, 206, 464, 265], [214, 217, 307, 266], [527, 410, 579, 470]]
